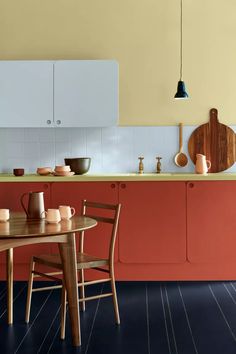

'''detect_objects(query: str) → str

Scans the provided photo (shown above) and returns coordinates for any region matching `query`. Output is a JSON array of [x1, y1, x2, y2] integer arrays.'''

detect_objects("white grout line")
[[208, 284, 236, 342], [164, 284, 178, 354], [178, 283, 199, 354], [160, 283, 171, 354], [145, 283, 151, 354]]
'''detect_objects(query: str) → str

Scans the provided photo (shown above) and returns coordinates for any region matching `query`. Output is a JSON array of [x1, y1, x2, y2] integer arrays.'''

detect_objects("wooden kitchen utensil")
[[174, 123, 188, 167], [188, 108, 236, 173]]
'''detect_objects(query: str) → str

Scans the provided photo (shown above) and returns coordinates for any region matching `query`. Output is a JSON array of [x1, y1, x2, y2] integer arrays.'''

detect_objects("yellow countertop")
[[1, 173, 236, 182]]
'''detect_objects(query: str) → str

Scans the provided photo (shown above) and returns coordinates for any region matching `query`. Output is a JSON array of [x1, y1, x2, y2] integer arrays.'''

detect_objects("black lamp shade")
[[174, 80, 189, 99]]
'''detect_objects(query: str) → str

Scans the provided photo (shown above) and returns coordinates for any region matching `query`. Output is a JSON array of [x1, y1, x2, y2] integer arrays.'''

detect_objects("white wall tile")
[[24, 128, 40, 143], [39, 143, 55, 168], [38, 128, 55, 143], [101, 127, 119, 172], [86, 128, 102, 173], [69, 128, 87, 157], [0, 125, 236, 174], [55, 141, 71, 166], [23, 142, 40, 173], [116, 127, 134, 172]]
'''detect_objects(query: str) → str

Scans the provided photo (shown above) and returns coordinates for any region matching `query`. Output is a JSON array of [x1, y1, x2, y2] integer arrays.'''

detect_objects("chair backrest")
[[80, 200, 121, 265]]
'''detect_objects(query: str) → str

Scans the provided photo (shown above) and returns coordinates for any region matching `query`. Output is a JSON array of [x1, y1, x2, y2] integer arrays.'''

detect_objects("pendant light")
[[174, 0, 189, 99]]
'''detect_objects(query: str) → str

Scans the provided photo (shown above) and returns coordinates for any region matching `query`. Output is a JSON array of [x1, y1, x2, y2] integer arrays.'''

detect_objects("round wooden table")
[[0, 213, 97, 347]]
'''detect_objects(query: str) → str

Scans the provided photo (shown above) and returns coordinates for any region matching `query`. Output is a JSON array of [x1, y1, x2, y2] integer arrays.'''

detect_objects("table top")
[[0, 213, 97, 239]]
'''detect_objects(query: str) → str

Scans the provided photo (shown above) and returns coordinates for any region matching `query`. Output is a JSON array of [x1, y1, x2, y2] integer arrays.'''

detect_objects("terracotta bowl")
[[55, 165, 71, 172], [64, 158, 91, 175], [37, 167, 52, 175]]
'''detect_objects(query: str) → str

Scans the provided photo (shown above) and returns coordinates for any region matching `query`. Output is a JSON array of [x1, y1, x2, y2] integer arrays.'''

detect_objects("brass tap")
[[156, 156, 162, 173], [138, 157, 144, 174]]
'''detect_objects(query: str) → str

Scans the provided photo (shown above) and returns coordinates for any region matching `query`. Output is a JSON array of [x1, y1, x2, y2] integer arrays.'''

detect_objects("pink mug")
[[59, 205, 75, 220]]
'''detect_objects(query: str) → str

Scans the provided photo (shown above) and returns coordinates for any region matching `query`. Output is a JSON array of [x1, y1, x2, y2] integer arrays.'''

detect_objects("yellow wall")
[[0, 0, 236, 125]]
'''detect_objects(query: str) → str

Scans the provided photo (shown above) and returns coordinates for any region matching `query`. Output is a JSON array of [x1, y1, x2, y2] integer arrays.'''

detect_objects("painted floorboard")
[[0, 281, 235, 353]]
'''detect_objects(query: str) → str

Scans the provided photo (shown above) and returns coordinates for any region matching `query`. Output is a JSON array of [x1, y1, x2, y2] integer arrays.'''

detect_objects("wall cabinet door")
[[187, 181, 236, 263], [0, 183, 51, 265], [119, 182, 187, 263], [54, 60, 118, 127], [51, 182, 119, 259], [0, 61, 53, 127]]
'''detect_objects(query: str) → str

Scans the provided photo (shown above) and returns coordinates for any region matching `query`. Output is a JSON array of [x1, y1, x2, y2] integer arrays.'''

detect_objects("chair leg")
[[79, 269, 86, 312], [110, 273, 120, 324], [60, 283, 67, 340], [25, 259, 35, 323]]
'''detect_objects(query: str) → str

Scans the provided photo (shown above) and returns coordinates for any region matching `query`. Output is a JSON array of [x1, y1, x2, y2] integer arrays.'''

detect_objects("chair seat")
[[33, 252, 109, 270]]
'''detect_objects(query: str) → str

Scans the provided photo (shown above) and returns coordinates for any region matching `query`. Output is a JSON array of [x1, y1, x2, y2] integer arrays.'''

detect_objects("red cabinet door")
[[187, 181, 236, 263], [119, 181, 186, 263], [51, 182, 118, 259], [0, 182, 51, 265]]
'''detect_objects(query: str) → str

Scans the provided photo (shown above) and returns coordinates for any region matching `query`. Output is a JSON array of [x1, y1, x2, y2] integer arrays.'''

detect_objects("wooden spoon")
[[174, 123, 188, 167]]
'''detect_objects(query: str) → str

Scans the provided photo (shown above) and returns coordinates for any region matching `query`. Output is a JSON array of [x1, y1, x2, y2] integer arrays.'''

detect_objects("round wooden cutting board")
[[188, 108, 236, 173]]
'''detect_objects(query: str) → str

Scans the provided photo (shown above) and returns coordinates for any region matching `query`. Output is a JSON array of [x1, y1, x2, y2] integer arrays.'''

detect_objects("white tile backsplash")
[[1, 125, 236, 174]]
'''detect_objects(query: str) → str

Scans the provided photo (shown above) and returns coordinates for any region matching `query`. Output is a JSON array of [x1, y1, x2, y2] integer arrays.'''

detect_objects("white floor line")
[[0, 283, 27, 320], [145, 283, 151, 354], [42, 305, 62, 354], [209, 284, 236, 342], [160, 284, 171, 354], [178, 283, 199, 354], [84, 284, 104, 354], [223, 283, 236, 306], [165, 284, 178, 354], [14, 289, 54, 353]]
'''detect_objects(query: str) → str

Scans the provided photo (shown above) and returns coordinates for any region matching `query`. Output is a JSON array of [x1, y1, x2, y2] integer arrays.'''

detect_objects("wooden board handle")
[[210, 108, 219, 124]]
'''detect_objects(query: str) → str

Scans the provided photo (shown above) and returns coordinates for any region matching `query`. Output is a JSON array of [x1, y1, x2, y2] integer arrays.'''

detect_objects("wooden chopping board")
[[188, 108, 236, 172]]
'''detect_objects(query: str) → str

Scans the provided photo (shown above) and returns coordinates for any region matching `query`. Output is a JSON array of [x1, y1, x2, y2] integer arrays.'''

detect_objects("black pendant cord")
[[180, 0, 183, 81]]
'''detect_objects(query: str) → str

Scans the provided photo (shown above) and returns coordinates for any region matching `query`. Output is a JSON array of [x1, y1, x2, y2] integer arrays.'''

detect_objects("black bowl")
[[64, 158, 91, 175]]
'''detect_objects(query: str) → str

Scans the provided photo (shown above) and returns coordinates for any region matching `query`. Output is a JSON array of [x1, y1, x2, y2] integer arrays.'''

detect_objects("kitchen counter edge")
[[1, 173, 236, 182]]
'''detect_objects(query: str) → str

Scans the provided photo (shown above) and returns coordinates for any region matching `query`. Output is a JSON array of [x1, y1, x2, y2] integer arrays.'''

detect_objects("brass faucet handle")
[[138, 156, 144, 174], [156, 156, 162, 173]]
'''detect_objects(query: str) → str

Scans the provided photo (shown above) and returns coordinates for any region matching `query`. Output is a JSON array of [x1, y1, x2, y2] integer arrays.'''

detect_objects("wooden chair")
[[25, 200, 121, 339]]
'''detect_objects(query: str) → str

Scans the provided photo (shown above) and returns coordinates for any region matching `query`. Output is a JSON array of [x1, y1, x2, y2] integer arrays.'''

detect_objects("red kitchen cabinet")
[[0, 183, 51, 269], [51, 182, 118, 259], [187, 181, 236, 263], [118, 182, 187, 263]]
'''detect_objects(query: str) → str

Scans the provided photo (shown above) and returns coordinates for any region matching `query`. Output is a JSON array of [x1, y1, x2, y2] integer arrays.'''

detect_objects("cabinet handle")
[[120, 183, 126, 189], [43, 184, 49, 190], [188, 183, 194, 188], [47, 120, 51, 125], [56, 120, 61, 125], [111, 183, 116, 189]]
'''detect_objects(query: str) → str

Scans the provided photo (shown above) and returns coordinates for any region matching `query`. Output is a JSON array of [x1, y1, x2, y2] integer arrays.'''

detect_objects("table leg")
[[7, 248, 13, 324], [59, 233, 81, 346]]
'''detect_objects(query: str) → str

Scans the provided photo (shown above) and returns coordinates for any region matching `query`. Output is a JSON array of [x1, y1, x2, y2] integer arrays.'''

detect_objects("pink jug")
[[195, 154, 211, 174]]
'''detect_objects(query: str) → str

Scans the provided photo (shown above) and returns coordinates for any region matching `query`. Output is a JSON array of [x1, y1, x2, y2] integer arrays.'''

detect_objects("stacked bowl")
[[54, 165, 75, 177]]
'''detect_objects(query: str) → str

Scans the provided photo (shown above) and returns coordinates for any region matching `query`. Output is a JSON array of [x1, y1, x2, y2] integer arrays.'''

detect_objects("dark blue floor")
[[0, 281, 236, 353]]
